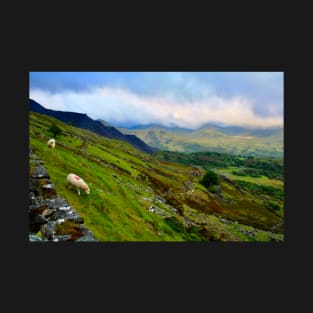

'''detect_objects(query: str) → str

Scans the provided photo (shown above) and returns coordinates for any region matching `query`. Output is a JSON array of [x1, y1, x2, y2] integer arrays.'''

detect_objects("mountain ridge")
[[29, 99, 157, 155]]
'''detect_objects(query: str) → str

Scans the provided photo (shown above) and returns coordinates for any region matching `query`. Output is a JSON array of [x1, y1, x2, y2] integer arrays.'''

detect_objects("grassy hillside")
[[157, 150, 284, 226], [29, 112, 284, 241], [121, 125, 283, 158]]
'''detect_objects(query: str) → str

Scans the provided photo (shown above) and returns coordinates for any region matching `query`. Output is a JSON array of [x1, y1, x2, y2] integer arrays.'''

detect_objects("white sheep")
[[66, 173, 90, 196], [47, 138, 56, 149]]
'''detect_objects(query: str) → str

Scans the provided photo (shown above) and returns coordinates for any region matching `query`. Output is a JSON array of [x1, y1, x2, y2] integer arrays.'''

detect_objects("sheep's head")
[[85, 187, 90, 194]]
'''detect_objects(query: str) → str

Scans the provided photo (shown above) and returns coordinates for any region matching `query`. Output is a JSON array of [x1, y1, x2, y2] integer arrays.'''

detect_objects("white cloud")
[[30, 89, 67, 111], [29, 86, 283, 129]]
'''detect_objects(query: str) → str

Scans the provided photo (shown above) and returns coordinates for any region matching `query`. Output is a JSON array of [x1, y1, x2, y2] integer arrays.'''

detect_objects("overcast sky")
[[29, 72, 284, 129]]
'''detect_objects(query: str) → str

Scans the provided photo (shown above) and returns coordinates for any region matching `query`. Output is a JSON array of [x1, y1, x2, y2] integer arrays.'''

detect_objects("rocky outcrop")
[[29, 150, 97, 242]]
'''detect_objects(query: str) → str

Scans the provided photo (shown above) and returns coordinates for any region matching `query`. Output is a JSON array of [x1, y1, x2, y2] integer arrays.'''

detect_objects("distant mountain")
[[214, 125, 281, 137], [127, 123, 193, 134], [29, 99, 157, 154], [120, 123, 284, 158], [196, 122, 282, 137]]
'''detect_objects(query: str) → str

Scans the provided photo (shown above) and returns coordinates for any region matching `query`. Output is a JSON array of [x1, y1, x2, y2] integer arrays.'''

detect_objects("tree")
[[200, 170, 220, 188], [48, 123, 62, 138]]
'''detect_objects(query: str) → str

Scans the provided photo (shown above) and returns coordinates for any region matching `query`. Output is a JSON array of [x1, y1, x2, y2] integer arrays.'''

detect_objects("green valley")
[[120, 125, 283, 158]]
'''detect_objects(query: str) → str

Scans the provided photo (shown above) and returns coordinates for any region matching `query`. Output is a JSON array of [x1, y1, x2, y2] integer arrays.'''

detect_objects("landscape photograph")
[[29, 71, 284, 242]]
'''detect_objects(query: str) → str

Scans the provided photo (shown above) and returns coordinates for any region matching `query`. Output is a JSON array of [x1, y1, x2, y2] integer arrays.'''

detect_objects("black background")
[[2, 3, 310, 312]]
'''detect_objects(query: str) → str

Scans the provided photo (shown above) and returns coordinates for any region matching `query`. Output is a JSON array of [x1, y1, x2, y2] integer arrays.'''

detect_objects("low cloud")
[[30, 86, 283, 129]]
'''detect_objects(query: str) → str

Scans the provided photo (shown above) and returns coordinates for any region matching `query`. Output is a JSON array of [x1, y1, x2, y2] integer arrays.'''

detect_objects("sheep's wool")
[[67, 173, 90, 194]]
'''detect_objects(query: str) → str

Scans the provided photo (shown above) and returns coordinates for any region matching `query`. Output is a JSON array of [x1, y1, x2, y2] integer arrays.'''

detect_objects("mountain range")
[[29, 99, 157, 154], [29, 98, 283, 158], [119, 123, 283, 157]]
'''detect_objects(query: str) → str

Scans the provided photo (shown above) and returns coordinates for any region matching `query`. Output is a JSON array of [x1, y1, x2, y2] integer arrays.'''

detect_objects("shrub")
[[200, 170, 220, 188], [48, 123, 62, 138]]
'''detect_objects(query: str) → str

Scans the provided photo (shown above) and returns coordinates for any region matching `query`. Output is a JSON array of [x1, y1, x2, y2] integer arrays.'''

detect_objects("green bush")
[[48, 123, 62, 138], [200, 170, 220, 188]]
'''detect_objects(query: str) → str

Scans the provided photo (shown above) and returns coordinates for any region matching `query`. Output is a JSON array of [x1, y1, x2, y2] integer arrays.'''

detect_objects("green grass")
[[225, 222, 284, 242], [29, 111, 284, 241], [217, 167, 283, 188], [30, 113, 194, 241]]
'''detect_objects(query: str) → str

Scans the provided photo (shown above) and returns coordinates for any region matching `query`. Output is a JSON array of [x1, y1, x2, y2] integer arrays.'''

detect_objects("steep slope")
[[29, 99, 157, 154], [29, 111, 284, 241]]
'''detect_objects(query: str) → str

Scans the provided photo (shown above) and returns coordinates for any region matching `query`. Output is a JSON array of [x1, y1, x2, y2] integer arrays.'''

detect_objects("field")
[[217, 167, 283, 188]]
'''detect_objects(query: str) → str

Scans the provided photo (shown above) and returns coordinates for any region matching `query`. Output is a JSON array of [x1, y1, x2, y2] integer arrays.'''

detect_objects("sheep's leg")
[[77, 187, 80, 196], [67, 183, 72, 190]]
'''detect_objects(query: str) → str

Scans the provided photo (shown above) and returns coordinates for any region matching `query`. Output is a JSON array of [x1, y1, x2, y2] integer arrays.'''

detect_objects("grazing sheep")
[[66, 173, 90, 196], [47, 138, 56, 149]]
